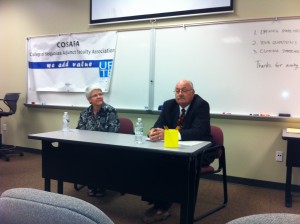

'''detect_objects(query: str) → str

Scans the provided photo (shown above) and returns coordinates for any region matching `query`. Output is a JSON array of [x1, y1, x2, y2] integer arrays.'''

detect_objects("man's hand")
[[148, 128, 164, 142]]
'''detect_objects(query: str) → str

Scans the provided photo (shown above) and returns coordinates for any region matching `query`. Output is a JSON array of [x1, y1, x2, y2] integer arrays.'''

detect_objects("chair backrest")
[[210, 125, 225, 163], [3, 93, 20, 114], [211, 125, 224, 146], [200, 125, 225, 172], [0, 188, 114, 224], [119, 117, 134, 134]]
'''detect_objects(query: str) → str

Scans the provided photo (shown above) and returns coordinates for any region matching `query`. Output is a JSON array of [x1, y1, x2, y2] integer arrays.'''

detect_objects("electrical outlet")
[[2, 123, 7, 131], [276, 151, 283, 162]]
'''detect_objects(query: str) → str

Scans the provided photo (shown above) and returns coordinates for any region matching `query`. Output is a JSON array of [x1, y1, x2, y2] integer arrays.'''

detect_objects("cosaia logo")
[[57, 41, 80, 48]]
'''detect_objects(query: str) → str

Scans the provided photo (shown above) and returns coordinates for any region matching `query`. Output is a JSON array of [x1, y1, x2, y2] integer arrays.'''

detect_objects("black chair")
[[194, 125, 228, 222], [0, 93, 23, 161]]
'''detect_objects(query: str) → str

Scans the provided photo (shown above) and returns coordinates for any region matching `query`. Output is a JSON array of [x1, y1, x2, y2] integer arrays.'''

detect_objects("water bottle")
[[135, 118, 144, 144], [62, 112, 70, 132]]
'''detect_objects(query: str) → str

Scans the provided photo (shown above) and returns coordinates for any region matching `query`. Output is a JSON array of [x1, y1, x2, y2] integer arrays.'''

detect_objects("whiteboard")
[[153, 18, 300, 117], [105, 30, 151, 110], [27, 17, 300, 117]]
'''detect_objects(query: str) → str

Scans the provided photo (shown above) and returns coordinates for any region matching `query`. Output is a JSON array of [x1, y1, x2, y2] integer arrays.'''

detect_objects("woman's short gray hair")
[[85, 85, 102, 99]]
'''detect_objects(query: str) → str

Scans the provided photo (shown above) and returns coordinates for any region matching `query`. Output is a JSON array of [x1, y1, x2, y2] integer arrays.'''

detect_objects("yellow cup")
[[164, 129, 179, 148]]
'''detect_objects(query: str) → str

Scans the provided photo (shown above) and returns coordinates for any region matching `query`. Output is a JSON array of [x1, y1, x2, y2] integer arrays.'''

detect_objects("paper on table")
[[179, 141, 203, 146], [287, 128, 300, 134], [146, 138, 202, 146], [146, 137, 163, 142]]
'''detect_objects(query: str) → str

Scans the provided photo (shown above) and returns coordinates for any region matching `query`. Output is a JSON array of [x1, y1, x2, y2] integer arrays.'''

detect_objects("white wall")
[[1, 0, 300, 185]]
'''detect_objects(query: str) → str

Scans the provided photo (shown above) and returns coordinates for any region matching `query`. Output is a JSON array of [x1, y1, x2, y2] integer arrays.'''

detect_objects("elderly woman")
[[77, 85, 120, 196], [77, 85, 120, 132]]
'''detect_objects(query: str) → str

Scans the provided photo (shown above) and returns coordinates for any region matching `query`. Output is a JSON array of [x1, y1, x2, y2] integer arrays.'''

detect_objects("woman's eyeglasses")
[[90, 93, 103, 98]]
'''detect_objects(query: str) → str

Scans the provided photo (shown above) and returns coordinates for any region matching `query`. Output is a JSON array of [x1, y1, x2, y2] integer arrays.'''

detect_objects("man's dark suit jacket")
[[153, 94, 212, 142]]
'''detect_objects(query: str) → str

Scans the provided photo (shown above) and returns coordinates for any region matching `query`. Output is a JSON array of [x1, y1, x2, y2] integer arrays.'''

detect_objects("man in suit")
[[143, 79, 213, 223]]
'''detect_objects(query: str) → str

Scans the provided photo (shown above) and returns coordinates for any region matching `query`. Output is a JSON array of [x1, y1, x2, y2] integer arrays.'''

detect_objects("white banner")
[[27, 31, 117, 92]]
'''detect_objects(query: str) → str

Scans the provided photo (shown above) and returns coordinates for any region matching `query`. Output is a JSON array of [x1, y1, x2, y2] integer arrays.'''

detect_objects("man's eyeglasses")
[[174, 89, 193, 94], [90, 93, 103, 98]]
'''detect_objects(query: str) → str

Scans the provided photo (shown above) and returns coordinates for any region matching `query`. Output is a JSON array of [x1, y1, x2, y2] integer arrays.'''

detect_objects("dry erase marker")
[[260, 114, 270, 116], [250, 113, 259, 116], [222, 112, 231, 115], [279, 113, 291, 117]]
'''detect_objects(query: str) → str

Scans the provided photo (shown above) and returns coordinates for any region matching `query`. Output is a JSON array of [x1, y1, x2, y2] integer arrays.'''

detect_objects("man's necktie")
[[176, 108, 186, 130]]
